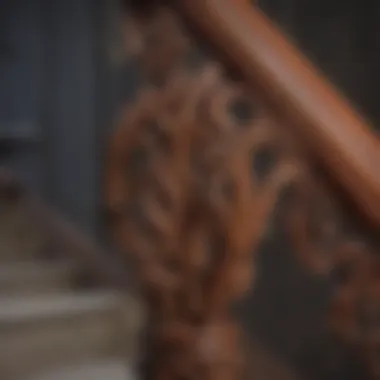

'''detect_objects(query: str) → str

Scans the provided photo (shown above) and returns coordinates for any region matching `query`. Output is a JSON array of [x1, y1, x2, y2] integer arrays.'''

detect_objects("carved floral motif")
[[107, 5, 380, 380]]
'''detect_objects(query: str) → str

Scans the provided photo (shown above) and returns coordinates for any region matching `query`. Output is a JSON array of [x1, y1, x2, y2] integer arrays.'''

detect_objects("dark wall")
[[259, 0, 380, 129], [0, 0, 115, 234], [0, 0, 45, 192]]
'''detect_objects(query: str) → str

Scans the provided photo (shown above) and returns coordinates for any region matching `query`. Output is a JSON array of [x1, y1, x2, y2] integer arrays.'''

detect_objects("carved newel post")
[[106, 7, 296, 379], [107, 3, 380, 379]]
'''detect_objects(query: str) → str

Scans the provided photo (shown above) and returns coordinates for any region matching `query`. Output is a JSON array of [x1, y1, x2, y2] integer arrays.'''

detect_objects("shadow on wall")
[[0, 167, 47, 262], [239, 226, 369, 380]]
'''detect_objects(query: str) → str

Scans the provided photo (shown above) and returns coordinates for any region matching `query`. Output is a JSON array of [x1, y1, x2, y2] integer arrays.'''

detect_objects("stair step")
[[0, 200, 46, 264], [26, 359, 136, 380], [0, 291, 142, 380], [0, 261, 76, 295]]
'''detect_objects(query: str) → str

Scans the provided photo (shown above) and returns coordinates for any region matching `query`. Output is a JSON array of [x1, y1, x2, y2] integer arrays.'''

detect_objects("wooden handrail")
[[175, 0, 380, 226]]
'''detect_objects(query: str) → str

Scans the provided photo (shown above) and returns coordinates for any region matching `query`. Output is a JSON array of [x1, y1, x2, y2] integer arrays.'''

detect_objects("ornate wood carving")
[[106, 3, 380, 379]]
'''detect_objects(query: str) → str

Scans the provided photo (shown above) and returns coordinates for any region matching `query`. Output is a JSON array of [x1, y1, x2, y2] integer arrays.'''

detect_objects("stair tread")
[[0, 260, 76, 295], [27, 359, 136, 380], [0, 291, 124, 323], [0, 260, 74, 279]]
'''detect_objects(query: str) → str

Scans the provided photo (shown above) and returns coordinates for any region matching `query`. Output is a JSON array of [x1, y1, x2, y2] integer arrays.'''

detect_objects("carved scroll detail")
[[107, 5, 380, 380]]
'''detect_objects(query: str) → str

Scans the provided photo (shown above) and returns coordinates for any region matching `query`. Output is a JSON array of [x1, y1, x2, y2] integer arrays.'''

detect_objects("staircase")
[[0, 183, 141, 380], [0, 169, 312, 380]]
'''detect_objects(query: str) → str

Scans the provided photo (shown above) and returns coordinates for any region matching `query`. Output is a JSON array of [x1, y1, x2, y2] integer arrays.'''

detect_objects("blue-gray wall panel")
[[43, 0, 98, 233]]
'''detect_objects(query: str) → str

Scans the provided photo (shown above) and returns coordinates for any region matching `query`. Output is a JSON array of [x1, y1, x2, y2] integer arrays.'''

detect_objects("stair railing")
[[106, 2, 380, 379]]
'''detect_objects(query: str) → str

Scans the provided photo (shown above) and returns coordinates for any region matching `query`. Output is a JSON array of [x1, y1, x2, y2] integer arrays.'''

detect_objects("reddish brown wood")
[[106, 3, 380, 380], [175, 0, 380, 228], [106, 65, 292, 379]]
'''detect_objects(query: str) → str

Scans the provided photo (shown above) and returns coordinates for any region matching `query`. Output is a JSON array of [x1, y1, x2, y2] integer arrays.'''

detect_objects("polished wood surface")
[[107, 3, 380, 378], [176, 0, 380, 226]]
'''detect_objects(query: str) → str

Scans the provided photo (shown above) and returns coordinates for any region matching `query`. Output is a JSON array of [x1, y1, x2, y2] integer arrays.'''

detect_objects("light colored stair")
[[26, 359, 137, 380], [0, 291, 142, 380], [0, 195, 142, 380], [0, 261, 77, 295], [0, 198, 47, 264], [0, 196, 300, 380]]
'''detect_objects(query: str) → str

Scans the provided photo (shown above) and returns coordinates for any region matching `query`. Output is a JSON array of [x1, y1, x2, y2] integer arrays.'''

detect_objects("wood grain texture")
[[175, 0, 380, 227], [107, 3, 380, 380]]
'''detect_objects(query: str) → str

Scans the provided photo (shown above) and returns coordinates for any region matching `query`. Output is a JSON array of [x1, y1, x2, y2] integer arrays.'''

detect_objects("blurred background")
[[0, 0, 378, 379]]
